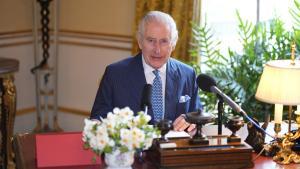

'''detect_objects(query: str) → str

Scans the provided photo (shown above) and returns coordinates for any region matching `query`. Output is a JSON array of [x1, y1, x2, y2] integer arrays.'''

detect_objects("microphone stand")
[[217, 95, 224, 135]]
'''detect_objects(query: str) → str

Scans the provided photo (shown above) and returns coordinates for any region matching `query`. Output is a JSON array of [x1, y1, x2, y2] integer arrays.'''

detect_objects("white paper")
[[165, 130, 190, 138], [160, 142, 177, 148]]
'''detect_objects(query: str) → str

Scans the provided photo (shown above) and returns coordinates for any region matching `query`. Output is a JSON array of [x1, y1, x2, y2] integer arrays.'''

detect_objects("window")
[[201, 0, 294, 54]]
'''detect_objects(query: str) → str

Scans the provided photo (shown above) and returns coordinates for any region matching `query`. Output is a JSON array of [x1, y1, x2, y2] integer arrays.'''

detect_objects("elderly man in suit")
[[90, 11, 202, 134]]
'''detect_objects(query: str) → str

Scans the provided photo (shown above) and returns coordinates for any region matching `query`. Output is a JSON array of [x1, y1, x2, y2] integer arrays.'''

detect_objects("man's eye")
[[160, 39, 170, 45], [147, 39, 154, 43]]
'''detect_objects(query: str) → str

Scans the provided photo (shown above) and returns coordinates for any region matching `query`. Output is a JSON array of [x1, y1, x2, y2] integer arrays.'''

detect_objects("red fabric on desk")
[[36, 132, 101, 169]]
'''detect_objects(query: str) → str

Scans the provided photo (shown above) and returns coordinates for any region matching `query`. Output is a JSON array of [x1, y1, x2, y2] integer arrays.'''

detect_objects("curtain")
[[131, 0, 201, 62]]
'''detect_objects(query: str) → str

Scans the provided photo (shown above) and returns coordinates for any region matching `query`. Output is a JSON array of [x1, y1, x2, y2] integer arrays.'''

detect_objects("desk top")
[[0, 57, 19, 74], [13, 133, 300, 169]]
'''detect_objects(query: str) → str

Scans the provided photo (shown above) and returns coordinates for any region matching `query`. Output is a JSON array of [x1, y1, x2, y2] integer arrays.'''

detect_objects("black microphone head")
[[196, 74, 217, 92], [141, 84, 152, 109]]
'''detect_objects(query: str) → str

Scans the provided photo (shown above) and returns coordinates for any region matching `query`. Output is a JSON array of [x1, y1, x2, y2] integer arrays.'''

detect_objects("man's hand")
[[173, 114, 196, 136]]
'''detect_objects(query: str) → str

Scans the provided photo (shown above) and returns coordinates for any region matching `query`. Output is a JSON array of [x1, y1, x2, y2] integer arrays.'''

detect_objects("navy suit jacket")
[[90, 53, 202, 124]]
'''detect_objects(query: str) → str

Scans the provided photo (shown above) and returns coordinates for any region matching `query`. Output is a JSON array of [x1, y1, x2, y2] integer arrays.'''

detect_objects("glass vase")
[[104, 149, 134, 169]]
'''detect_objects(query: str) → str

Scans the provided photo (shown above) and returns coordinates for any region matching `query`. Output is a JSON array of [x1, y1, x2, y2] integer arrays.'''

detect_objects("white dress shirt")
[[142, 55, 166, 117]]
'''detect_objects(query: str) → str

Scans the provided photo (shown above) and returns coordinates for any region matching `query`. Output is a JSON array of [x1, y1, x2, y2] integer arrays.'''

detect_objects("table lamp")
[[255, 44, 300, 164], [255, 59, 300, 134]]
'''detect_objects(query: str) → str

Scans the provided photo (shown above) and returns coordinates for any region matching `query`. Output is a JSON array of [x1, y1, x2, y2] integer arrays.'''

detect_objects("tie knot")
[[153, 69, 160, 77]]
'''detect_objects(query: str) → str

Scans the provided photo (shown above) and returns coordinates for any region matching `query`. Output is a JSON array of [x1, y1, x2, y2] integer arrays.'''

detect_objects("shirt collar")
[[142, 54, 167, 75]]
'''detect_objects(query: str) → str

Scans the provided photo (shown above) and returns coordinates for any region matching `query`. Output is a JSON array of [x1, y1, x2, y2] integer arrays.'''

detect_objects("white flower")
[[82, 119, 99, 142], [115, 107, 134, 124], [131, 127, 145, 149], [82, 107, 158, 154], [88, 135, 98, 149], [144, 138, 154, 150], [120, 128, 133, 150]]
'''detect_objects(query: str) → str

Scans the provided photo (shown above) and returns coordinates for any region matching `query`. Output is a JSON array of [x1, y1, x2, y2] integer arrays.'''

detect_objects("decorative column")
[[32, 0, 61, 132], [0, 58, 19, 169]]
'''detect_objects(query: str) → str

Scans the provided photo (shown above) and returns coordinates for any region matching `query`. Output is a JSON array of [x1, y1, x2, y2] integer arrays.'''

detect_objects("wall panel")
[[59, 0, 135, 36], [0, 0, 136, 133], [0, 0, 33, 32]]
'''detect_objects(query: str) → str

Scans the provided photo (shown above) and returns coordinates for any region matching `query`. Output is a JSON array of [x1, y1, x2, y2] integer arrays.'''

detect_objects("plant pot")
[[104, 149, 134, 169]]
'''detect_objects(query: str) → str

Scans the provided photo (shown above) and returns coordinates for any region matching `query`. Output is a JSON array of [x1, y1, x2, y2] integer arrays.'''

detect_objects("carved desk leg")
[[2, 74, 16, 169]]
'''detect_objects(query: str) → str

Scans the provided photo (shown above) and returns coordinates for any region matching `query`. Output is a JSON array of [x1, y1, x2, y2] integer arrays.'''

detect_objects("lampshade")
[[255, 60, 300, 105]]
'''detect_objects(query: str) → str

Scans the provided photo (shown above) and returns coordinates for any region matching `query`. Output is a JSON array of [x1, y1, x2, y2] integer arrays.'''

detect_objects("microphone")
[[197, 74, 245, 116], [197, 74, 275, 139], [141, 84, 152, 114]]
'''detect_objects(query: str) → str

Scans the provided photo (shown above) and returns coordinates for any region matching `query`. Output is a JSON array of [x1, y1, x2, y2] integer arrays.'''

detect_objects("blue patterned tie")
[[152, 70, 163, 122]]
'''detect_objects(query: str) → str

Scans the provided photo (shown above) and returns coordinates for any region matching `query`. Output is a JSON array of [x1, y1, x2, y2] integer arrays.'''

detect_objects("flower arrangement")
[[82, 107, 159, 156]]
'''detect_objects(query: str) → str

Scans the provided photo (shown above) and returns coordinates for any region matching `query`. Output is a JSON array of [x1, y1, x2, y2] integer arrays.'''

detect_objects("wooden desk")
[[0, 57, 19, 169], [13, 133, 300, 169]]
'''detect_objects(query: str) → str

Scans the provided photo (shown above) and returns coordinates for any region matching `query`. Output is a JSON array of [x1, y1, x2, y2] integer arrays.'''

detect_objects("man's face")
[[138, 21, 175, 69]]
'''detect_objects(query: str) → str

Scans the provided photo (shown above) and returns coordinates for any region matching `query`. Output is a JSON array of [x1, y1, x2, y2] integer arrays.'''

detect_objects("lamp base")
[[273, 130, 300, 164]]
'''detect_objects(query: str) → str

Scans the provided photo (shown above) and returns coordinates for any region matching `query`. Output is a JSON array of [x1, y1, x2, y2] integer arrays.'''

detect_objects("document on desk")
[[165, 130, 191, 138], [159, 131, 190, 149]]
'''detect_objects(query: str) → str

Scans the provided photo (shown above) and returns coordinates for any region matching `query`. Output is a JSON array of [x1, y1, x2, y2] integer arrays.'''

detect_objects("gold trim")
[[2, 74, 17, 168], [0, 29, 132, 41], [16, 107, 36, 116], [0, 41, 33, 48], [0, 30, 32, 36], [16, 106, 90, 116], [0, 29, 132, 50], [0, 33, 32, 40], [59, 40, 131, 51], [0, 40, 131, 51], [59, 29, 132, 39], [59, 106, 90, 116], [61, 32, 132, 43]]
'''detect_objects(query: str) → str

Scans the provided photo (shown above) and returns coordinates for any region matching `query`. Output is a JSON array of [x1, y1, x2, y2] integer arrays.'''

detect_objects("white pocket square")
[[179, 95, 191, 103]]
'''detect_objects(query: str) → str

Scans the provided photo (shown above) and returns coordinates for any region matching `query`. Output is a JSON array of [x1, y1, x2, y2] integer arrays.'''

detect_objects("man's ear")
[[171, 44, 176, 51], [137, 34, 143, 49]]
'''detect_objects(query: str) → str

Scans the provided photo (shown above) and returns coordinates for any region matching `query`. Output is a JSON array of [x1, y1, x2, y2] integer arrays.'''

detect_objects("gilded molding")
[[16, 106, 90, 117], [1, 74, 17, 169], [0, 29, 133, 51]]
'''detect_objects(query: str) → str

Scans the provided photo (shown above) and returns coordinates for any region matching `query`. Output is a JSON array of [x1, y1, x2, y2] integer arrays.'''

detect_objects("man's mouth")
[[151, 55, 161, 59]]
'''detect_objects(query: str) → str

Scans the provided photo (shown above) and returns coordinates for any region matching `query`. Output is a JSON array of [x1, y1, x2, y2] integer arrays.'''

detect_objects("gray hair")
[[137, 11, 178, 47]]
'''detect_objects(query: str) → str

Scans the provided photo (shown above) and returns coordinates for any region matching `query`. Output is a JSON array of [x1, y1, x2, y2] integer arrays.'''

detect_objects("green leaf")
[[187, 5, 300, 122]]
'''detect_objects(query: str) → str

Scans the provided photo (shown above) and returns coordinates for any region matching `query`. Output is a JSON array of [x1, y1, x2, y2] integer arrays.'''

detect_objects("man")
[[90, 11, 202, 133]]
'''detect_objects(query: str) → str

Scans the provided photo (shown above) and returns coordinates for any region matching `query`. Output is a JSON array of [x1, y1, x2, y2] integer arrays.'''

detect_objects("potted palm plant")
[[189, 2, 300, 122]]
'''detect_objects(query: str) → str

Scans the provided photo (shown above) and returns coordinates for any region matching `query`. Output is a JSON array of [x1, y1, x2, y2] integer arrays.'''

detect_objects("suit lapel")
[[129, 54, 146, 86], [165, 59, 179, 121], [127, 54, 155, 118], [128, 53, 146, 100]]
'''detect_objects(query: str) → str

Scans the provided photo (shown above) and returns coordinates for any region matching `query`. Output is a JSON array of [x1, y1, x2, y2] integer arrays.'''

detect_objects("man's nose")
[[153, 42, 161, 54]]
